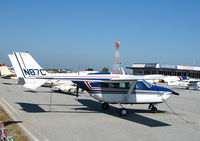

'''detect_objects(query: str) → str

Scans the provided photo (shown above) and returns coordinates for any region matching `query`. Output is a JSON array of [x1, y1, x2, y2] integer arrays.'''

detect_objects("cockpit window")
[[134, 81, 147, 90], [143, 80, 152, 88], [134, 81, 151, 90], [135, 82, 143, 90]]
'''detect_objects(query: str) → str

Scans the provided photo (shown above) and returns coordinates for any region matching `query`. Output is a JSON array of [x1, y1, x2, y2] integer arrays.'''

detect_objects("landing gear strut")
[[102, 103, 109, 110], [148, 103, 157, 113]]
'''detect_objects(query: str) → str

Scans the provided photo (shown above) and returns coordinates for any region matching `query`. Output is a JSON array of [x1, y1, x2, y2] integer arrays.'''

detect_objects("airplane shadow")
[[16, 102, 46, 113], [4, 121, 23, 127], [77, 99, 170, 127], [24, 90, 38, 93], [1, 82, 17, 85], [16, 100, 170, 127], [24, 90, 60, 94], [24, 90, 77, 95]]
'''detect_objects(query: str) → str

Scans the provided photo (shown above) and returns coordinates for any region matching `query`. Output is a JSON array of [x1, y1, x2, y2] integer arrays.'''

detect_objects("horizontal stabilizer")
[[23, 79, 49, 90]]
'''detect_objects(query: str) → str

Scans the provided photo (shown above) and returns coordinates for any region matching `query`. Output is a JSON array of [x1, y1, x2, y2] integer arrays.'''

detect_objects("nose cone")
[[154, 85, 179, 96]]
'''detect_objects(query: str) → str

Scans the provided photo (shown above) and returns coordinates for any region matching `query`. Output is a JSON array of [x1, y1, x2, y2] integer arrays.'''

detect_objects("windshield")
[[143, 80, 152, 88]]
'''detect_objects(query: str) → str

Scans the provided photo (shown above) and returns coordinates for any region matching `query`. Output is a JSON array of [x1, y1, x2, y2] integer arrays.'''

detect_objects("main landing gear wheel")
[[150, 106, 157, 113], [102, 103, 109, 110], [120, 108, 128, 116], [148, 104, 157, 113]]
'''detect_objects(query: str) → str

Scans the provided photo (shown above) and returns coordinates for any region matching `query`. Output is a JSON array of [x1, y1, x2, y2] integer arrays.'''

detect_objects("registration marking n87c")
[[23, 69, 46, 76]]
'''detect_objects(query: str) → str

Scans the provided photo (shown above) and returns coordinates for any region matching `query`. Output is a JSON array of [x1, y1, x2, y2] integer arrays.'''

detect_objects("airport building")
[[127, 63, 200, 78]]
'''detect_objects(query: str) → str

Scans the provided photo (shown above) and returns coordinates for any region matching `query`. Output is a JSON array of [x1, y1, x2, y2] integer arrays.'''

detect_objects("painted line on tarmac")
[[0, 97, 40, 141], [155, 113, 163, 116], [0, 98, 18, 114], [0, 98, 14, 118]]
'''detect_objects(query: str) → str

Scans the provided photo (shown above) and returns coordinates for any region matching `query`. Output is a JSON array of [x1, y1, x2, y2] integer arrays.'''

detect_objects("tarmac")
[[0, 78, 200, 141]]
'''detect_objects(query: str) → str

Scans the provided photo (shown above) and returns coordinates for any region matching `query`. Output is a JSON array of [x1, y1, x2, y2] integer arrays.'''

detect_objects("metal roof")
[[127, 63, 200, 72]]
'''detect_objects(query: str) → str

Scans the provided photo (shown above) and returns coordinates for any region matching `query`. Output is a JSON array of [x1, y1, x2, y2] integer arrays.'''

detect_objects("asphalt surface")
[[0, 78, 200, 141]]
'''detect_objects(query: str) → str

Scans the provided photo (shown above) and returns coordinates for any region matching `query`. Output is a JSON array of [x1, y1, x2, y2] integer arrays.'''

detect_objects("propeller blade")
[[76, 84, 79, 98], [172, 91, 179, 96]]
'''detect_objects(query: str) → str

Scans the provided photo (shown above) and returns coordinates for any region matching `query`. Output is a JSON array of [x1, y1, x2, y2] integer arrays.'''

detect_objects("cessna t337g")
[[9, 52, 179, 116]]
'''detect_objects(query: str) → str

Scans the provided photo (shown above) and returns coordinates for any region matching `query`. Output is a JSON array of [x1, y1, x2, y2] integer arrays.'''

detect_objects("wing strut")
[[127, 81, 136, 95], [124, 81, 136, 103]]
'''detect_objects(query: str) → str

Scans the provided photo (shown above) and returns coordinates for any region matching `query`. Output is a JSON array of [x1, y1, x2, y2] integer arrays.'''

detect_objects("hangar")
[[127, 63, 200, 79]]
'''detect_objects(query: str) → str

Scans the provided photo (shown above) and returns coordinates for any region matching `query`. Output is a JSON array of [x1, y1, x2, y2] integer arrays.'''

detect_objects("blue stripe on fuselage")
[[73, 81, 101, 93]]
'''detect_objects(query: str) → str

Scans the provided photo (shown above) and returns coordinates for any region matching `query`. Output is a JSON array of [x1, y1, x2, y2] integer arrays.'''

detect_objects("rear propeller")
[[75, 84, 80, 111], [76, 84, 79, 99]]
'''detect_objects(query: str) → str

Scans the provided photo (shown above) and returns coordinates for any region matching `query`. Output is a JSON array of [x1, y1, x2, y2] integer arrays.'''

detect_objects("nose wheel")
[[120, 108, 128, 116]]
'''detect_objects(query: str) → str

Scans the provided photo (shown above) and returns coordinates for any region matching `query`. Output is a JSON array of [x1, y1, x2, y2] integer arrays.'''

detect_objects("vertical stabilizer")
[[13, 52, 49, 78], [8, 54, 23, 78], [12, 52, 49, 89]]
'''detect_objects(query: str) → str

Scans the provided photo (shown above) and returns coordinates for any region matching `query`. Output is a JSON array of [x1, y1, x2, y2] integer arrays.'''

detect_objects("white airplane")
[[42, 79, 81, 93], [9, 52, 179, 116], [0, 64, 17, 79], [168, 79, 200, 90], [186, 80, 200, 90], [145, 75, 188, 84], [51, 82, 83, 93], [160, 76, 188, 83], [167, 80, 190, 88]]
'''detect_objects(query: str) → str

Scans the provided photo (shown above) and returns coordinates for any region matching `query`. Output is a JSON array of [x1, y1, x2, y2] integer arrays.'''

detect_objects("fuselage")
[[73, 80, 173, 104]]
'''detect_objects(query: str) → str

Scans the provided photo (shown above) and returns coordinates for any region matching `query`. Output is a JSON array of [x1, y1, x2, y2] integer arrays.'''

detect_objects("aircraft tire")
[[58, 89, 62, 93], [150, 107, 157, 113], [120, 108, 128, 116], [102, 103, 109, 110]]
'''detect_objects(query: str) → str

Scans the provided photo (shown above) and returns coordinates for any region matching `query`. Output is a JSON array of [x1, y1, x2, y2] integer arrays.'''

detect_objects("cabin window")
[[101, 82, 131, 89], [101, 81, 151, 90], [119, 83, 125, 88]]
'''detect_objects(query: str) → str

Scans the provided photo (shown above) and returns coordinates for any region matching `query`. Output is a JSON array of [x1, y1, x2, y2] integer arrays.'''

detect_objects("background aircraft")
[[168, 79, 200, 90], [0, 64, 17, 79], [145, 75, 188, 84]]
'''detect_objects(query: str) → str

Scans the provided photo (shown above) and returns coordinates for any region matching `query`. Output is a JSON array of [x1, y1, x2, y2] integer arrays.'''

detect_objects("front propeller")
[[172, 91, 180, 96]]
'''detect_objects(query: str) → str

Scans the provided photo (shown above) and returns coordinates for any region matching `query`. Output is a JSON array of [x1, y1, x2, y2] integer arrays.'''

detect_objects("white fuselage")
[[90, 91, 171, 104]]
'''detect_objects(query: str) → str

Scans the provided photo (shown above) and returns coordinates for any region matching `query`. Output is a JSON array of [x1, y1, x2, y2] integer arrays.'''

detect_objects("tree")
[[87, 68, 94, 71], [101, 67, 109, 72]]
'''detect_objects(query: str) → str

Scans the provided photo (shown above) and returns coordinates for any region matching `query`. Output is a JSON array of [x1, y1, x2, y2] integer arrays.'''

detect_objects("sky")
[[0, 0, 200, 71]]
